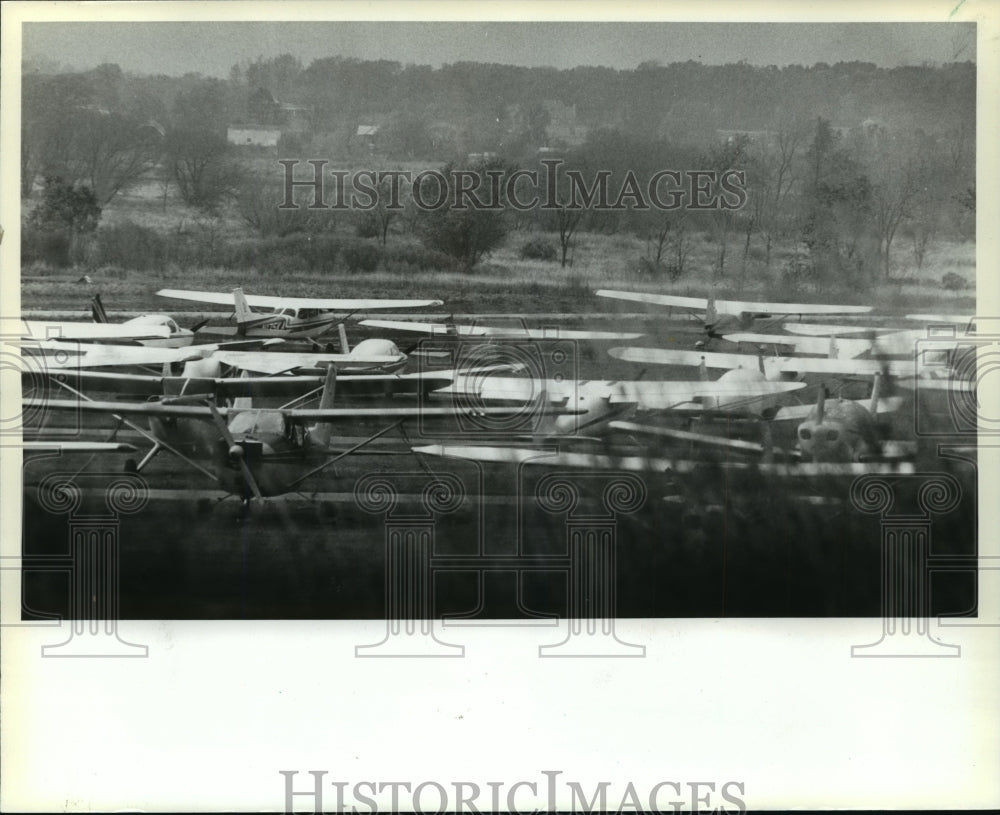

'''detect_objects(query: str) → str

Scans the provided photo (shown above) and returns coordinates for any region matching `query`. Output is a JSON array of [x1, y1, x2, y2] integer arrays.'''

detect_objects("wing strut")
[[286, 420, 405, 489]]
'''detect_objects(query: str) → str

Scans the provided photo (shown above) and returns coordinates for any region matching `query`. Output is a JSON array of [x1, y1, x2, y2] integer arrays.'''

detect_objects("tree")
[[165, 127, 241, 212], [66, 110, 162, 204], [412, 161, 509, 272], [26, 176, 102, 266], [29, 176, 102, 234], [799, 118, 878, 287]]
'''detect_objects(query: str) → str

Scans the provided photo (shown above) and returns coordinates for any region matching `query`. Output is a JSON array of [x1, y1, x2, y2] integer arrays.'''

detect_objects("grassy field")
[[19, 179, 977, 316]]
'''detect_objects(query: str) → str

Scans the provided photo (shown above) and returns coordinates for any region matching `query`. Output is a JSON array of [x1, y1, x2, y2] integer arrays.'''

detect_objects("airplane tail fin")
[[705, 295, 718, 328], [338, 323, 350, 355], [91, 293, 109, 324], [309, 365, 338, 448], [232, 288, 254, 330]]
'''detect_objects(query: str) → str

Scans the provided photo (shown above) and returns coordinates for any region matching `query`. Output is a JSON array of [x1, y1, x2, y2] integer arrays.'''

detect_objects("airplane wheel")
[[123, 458, 138, 473]]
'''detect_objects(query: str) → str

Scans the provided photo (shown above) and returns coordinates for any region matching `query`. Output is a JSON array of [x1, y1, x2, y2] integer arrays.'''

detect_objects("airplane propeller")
[[207, 402, 264, 500]]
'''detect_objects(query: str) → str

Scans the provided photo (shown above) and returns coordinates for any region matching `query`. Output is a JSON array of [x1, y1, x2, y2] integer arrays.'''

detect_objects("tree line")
[[21, 56, 975, 288]]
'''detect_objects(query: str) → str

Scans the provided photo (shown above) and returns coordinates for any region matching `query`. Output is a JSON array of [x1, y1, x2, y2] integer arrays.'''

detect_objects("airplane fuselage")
[[240, 311, 341, 338], [796, 399, 880, 462]]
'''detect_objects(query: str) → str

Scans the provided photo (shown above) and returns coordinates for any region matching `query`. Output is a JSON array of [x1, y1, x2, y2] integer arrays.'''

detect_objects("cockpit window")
[[299, 308, 321, 319], [227, 410, 284, 438]]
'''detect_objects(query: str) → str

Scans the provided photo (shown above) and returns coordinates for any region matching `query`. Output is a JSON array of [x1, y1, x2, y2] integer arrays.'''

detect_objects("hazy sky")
[[22, 21, 976, 76]]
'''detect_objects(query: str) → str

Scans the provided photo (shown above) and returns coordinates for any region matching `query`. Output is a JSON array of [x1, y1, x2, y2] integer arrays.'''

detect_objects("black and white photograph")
[[2, 2, 998, 812]]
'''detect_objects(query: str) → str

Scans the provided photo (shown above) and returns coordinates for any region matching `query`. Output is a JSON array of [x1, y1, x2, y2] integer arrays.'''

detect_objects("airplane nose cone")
[[228, 444, 244, 460]]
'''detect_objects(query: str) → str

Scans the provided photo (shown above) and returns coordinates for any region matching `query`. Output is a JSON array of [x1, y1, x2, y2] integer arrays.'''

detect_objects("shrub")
[[941, 272, 970, 291], [519, 239, 557, 261], [22, 228, 71, 267], [91, 221, 169, 271], [341, 240, 380, 274], [383, 244, 458, 272]]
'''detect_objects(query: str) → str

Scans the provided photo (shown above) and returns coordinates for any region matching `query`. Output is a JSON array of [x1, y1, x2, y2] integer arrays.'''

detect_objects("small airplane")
[[24, 367, 555, 501], [156, 287, 444, 339], [430, 373, 806, 433], [358, 318, 644, 341], [89, 293, 195, 347], [595, 290, 872, 335], [612, 373, 914, 465]]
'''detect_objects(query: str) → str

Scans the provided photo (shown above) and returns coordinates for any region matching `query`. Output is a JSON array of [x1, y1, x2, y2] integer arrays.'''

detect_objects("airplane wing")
[[609, 347, 764, 370], [770, 396, 906, 422], [29, 398, 546, 423], [595, 290, 872, 318], [433, 376, 575, 403], [606, 379, 805, 408], [905, 314, 975, 325], [411, 444, 694, 472], [609, 347, 916, 378], [360, 319, 644, 341], [412, 444, 914, 476], [608, 419, 801, 460], [156, 289, 443, 310], [722, 332, 872, 359], [715, 299, 873, 317], [596, 290, 709, 310], [22, 320, 172, 342], [783, 323, 886, 337], [21, 441, 139, 453], [211, 350, 403, 374], [29, 342, 204, 369]]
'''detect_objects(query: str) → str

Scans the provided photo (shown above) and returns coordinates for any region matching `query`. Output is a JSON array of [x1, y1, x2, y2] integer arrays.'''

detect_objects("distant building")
[[356, 124, 380, 152], [467, 151, 499, 164], [716, 129, 777, 148], [227, 125, 282, 147]]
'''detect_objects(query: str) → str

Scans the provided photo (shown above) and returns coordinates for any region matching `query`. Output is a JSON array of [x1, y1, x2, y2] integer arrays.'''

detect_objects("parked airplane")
[[25, 368, 548, 501], [359, 318, 644, 341], [89, 293, 195, 347], [156, 287, 444, 339], [595, 290, 872, 335], [430, 372, 806, 433], [613, 374, 913, 464]]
